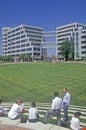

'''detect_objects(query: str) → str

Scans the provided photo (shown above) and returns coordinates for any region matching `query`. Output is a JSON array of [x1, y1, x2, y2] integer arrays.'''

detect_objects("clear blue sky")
[[0, 0, 86, 55]]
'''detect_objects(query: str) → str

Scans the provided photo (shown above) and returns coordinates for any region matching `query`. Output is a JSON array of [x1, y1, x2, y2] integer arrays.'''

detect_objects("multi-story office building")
[[2, 25, 44, 61], [56, 22, 86, 60], [2, 22, 86, 61]]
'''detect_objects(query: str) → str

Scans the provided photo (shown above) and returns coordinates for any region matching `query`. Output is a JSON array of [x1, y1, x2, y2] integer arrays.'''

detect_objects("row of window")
[[3, 47, 41, 52], [3, 48, 32, 53], [7, 39, 28, 44], [7, 31, 24, 37], [2, 53, 32, 57], [57, 29, 73, 34], [24, 26, 42, 32], [8, 27, 22, 34], [25, 30, 42, 35]]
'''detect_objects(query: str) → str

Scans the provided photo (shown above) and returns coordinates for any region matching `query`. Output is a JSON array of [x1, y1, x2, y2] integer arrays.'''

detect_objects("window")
[[12, 30, 15, 33], [16, 32, 20, 35], [16, 45, 20, 48], [16, 37, 20, 40], [21, 39, 25, 43], [27, 48, 32, 51], [16, 27, 21, 31], [34, 48, 40, 51], [21, 35, 25, 38], [16, 41, 20, 44], [21, 44, 25, 47], [21, 49, 26, 52], [27, 43, 30, 46]]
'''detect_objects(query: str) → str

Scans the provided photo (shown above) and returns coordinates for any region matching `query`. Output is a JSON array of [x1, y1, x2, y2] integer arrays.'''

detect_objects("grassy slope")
[[0, 62, 86, 106]]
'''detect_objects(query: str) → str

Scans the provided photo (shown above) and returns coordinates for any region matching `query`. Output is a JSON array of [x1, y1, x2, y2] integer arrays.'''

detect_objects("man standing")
[[43, 92, 62, 126], [63, 88, 70, 122]]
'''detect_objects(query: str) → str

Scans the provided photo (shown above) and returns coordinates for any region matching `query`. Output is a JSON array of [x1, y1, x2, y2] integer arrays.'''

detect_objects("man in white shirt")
[[43, 92, 62, 126], [8, 99, 22, 119], [70, 112, 81, 130], [28, 102, 39, 122], [63, 88, 70, 122]]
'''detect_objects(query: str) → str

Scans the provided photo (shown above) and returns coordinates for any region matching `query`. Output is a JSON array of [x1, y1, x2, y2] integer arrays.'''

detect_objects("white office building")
[[2, 22, 86, 61], [2, 24, 44, 61], [56, 22, 86, 60]]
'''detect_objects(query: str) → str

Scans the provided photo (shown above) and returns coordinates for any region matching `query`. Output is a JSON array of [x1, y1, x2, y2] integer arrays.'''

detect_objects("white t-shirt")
[[28, 107, 39, 119], [8, 103, 22, 119], [70, 116, 81, 130], [52, 97, 62, 110]]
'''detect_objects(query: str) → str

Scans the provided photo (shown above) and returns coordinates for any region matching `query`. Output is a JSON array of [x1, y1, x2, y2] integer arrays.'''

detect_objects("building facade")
[[2, 22, 86, 61], [2, 25, 44, 61], [56, 22, 86, 60]]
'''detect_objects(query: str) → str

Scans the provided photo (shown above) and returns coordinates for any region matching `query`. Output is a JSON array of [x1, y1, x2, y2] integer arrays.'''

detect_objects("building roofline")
[[2, 24, 43, 32], [56, 22, 86, 29], [21, 24, 43, 30]]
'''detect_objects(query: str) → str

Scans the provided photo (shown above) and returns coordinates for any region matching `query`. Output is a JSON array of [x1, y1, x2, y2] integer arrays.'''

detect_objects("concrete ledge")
[[0, 117, 69, 130], [0, 124, 32, 130]]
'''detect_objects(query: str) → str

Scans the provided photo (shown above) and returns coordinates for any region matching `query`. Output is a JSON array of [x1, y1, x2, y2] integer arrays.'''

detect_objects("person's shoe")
[[63, 119, 68, 122], [48, 114, 53, 118], [42, 121, 47, 124]]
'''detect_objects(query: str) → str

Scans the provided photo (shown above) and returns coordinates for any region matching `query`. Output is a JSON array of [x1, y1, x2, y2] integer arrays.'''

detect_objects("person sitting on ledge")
[[8, 99, 22, 120], [0, 99, 4, 116], [70, 111, 82, 130], [28, 102, 39, 122]]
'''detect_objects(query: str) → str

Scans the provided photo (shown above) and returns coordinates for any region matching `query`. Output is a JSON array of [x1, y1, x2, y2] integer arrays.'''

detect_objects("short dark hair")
[[31, 102, 36, 107], [54, 92, 58, 97], [74, 112, 81, 118]]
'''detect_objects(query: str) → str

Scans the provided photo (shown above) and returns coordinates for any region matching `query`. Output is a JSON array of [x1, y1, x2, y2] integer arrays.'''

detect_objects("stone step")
[[2, 103, 86, 128]]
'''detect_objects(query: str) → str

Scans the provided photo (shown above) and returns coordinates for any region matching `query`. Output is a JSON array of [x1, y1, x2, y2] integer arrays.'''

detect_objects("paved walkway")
[[0, 124, 32, 130], [0, 117, 69, 130]]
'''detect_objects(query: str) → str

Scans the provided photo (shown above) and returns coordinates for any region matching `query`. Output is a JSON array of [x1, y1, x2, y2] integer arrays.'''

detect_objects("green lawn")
[[0, 62, 86, 106]]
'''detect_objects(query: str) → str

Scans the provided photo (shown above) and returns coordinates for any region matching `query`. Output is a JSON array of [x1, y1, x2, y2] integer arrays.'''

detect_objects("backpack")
[[20, 115, 27, 123]]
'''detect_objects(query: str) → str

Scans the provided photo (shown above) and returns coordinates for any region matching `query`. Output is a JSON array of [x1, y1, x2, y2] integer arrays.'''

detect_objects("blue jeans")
[[63, 102, 69, 121], [44, 109, 61, 126]]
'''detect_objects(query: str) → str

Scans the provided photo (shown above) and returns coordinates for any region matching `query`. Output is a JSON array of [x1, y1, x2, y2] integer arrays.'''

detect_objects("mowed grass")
[[0, 62, 86, 106]]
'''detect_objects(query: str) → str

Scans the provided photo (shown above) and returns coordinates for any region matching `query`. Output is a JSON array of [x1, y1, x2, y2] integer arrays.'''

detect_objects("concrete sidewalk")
[[0, 117, 69, 130]]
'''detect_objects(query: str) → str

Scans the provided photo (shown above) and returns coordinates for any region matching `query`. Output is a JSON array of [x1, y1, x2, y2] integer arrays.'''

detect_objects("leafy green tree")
[[19, 54, 25, 62], [27, 54, 32, 61], [0, 55, 13, 62], [0, 56, 2, 61], [60, 39, 74, 61], [19, 54, 32, 62], [7, 55, 13, 62], [2, 56, 8, 62]]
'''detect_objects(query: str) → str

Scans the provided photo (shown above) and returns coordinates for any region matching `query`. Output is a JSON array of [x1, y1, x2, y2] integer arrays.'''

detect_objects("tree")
[[60, 39, 74, 61], [0, 56, 2, 61], [19, 54, 25, 62], [27, 54, 32, 61], [19, 54, 23, 62], [19, 54, 32, 62], [7, 55, 13, 62]]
